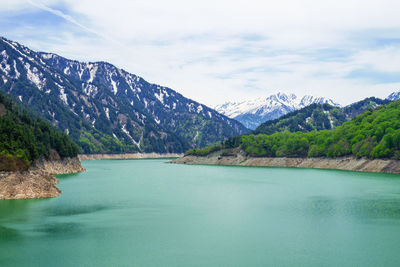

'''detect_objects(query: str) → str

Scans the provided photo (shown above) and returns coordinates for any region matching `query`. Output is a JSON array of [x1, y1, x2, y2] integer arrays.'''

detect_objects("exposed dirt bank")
[[0, 157, 85, 200], [79, 153, 182, 161], [171, 149, 400, 174]]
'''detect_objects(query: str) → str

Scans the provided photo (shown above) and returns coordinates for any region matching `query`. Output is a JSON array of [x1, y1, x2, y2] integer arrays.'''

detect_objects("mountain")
[[188, 99, 400, 160], [0, 92, 79, 171], [343, 97, 390, 119], [387, 91, 400, 101], [214, 93, 339, 129], [0, 37, 248, 154], [254, 97, 390, 135]]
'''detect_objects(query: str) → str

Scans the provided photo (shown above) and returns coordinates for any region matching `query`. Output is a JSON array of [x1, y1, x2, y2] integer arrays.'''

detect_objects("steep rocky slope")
[[0, 36, 248, 154]]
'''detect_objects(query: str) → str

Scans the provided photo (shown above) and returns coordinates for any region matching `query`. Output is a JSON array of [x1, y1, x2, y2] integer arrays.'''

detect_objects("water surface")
[[1, 159, 400, 266]]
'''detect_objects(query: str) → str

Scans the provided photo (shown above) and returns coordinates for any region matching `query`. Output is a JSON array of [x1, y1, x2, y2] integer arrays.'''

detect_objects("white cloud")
[[2, 0, 400, 106]]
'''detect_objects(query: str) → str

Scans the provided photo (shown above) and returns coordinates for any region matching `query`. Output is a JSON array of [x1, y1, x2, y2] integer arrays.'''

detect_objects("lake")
[[1, 159, 400, 266]]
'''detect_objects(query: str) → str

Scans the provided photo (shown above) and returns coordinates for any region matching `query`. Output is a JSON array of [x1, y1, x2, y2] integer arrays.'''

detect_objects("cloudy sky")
[[1, 0, 400, 106]]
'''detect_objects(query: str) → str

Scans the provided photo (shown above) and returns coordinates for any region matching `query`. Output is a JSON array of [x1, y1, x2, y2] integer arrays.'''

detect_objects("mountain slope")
[[0, 92, 79, 171], [188, 99, 400, 160], [254, 97, 390, 135], [0, 37, 248, 153], [387, 91, 400, 101], [215, 93, 339, 129]]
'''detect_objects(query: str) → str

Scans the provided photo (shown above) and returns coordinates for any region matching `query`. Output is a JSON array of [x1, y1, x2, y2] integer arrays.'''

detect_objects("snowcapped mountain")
[[0, 37, 248, 153], [387, 91, 400, 101], [215, 93, 339, 129]]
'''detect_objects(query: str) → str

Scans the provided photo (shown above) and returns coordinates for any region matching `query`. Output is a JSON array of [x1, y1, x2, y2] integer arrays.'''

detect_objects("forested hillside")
[[0, 92, 79, 170], [187, 100, 400, 160], [254, 97, 390, 135]]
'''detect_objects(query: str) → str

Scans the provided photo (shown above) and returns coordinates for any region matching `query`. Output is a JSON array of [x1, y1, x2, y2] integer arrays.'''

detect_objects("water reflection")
[[0, 225, 20, 241], [343, 198, 400, 220], [45, 204, 109, 217], [295, 196, 400, 221], [0, 198, 47, 222], [36, 222, 82, 236]]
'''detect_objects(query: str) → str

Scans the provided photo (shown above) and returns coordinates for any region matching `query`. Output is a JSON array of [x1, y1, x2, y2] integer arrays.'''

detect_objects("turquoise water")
[[1, 159, 400, 266]]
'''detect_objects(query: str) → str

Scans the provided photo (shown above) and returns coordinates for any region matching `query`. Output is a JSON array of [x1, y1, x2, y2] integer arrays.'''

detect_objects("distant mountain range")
[[215, 91, 400, 130], [0, 37, 248, 154], [387, 91, 400, 101], [215, 93, 339, 129]]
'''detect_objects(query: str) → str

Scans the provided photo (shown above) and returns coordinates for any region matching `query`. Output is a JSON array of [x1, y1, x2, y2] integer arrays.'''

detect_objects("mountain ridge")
[[215, 92, 339, 129], [0, 36, 248, 154], [253, 97, 391, 135]]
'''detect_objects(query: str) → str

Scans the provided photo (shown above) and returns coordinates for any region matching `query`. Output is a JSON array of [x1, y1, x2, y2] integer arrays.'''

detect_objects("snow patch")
[[59, 87, 68, 105], [187, 103, 195, 112], [24, 62, 45, 90], [87, 63, 98, 83], [111, 77, 118, 94], [41, 53, 54, 60], [82, 83, 98, 96], [104, 107, 110, 120], [0, 50, 11, 75], [13, 60, 20, 78], [193, 131, 199, 141], [121, 124, 141, 148], [64, 67, 70, 75], [154, 91, 164, 104]]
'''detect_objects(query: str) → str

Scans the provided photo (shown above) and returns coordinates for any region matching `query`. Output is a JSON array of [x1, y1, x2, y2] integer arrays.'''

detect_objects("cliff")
[[171, 149, 400, 174], [0, 157, 85, 200], [79, 153, 182, 161]]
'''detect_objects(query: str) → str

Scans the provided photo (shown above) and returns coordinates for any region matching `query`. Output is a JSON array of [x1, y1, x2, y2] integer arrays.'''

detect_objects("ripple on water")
[[44, 204, 109, 217], [0, 225, 20, 241], [293, 196, 400, 222], [35, 222, 83, 236]]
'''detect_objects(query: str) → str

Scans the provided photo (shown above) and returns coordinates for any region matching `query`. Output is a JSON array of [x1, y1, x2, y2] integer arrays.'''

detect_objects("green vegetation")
[[254, 98, 389, 136], [0, 92, 79, 169], [186, 144, 222, 156], [188, 100, 400, 160], [254, 104, 344, 135]]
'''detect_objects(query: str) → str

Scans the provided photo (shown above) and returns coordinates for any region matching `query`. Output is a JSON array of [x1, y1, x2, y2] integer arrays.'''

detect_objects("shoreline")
[[171, 150, 400, 174], [0, 157, 85, 200], [78, 153, 183, 161]]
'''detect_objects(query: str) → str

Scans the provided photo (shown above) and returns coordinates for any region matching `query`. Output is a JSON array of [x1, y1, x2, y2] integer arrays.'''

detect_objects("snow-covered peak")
[[387, 91, 400, 101], [300, 95, 339, 107], [215, 92, 339, 129]]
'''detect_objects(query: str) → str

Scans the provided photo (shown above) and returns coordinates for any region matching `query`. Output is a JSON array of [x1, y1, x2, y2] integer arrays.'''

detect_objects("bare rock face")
[[33, 156, 86, 174], [0, 170, 61, 200], [0, 157, 85, 200], [171, 149, 400, 174]]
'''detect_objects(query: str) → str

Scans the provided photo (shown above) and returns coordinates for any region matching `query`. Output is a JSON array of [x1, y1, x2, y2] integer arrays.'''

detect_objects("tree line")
[[187, 100, 400, 160], [0, 92, 79, 164]]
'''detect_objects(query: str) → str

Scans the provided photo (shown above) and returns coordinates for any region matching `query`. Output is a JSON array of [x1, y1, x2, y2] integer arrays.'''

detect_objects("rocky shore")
[[0, 157, 85, 200], [79, 153, 182, 161], [171, 149, 400, 174]]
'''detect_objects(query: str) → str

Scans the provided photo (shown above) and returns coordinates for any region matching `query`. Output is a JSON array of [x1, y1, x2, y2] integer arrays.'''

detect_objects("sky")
[[1, 0, 400, 107]]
